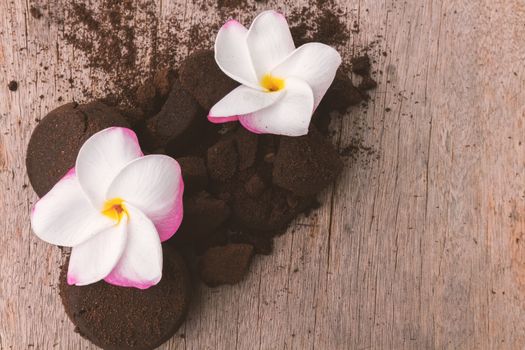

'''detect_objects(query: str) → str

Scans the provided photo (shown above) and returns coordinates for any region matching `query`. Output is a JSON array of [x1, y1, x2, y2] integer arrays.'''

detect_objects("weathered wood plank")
[[1, 0, 524, 349]]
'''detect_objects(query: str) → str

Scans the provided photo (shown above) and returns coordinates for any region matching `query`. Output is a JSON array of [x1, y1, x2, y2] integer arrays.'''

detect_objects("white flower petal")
[[215, 19, 260, 89], [239, 77, 314, 136], [246, 10, 295, 80], [67, 218, 127, 286], [106, 155, 183, 242], [31, 169, 114, 247], [272, 43, 342, 109], [76, 127, 143, 209], [209, 85, 284, 119], [104, 204, 162, 289]]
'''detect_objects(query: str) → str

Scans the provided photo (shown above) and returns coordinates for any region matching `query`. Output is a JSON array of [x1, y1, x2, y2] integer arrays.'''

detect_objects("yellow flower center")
[[260, 74, 285, 92], [101, 198, 128, 223]]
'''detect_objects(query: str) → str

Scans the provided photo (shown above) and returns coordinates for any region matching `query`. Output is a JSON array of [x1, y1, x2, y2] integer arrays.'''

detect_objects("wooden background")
[[1, 0, 524, 349]]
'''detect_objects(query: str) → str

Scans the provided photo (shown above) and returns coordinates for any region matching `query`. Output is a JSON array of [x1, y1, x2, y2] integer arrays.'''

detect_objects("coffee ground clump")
[[8, 81, 18, 91], [26, 102, 129, 197], [351, 54, 371, 76], [30, 3, 380, 348], [59, 247, 191, 350], [179, 50, 239, 111], [29, 6, 43, 19], [199, 244, 254, 287]]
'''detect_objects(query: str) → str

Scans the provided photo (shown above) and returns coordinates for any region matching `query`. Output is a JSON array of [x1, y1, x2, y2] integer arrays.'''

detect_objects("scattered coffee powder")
[[217, 0, 248, 9]]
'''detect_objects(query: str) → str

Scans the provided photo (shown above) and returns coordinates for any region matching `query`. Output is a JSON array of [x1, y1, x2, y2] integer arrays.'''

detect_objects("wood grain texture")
[[1, 0, 524, 349]]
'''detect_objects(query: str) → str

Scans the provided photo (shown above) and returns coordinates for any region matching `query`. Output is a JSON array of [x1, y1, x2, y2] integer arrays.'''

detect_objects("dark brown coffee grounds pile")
[[28, 2, 380, 348], [38, 0, 380, 287], [130, 49, 371, 285]]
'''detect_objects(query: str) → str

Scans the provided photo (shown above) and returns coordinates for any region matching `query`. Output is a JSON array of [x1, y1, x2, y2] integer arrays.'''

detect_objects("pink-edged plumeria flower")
[[208, 10, 342, 136], [30, 127, 184, 289]]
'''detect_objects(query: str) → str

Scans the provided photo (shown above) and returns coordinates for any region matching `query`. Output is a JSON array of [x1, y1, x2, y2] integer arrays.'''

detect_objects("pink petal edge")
[[157, 178, 185, 242], [104, 273, 161, 290], [239, 115, 263, 134], [273, 11, 286, 20], [67, 274, 78, 285], [222, 19, 243, 29], [207, 115, 240, 124]]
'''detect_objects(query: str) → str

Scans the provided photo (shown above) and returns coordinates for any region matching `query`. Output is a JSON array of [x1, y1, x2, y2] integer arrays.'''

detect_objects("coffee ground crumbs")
[[8, 81, 18, 91], [29, 6, 43, 19], [199, 244, 254, 286]]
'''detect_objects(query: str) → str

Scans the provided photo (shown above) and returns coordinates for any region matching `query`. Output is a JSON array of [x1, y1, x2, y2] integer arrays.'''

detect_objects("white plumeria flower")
[[30, 127, 184, 289], [208, 10, 342, 136]]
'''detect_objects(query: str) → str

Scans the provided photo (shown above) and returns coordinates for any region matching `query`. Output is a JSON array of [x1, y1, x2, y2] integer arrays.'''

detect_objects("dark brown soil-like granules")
[[62, 1, 152, 106], [179, 50, 239, 111], [8, 80, 18, 91], [175, 191, 231, 246], [217, 0, 247, 9], [29, 2, 380, 348], [54, 1, 356, 111], [358, 75, 378, 91], [351, 54, 371, 76], [26, 102, 129, 197], [144, 79, 205, 150], [59, 247, 191, 350], [312, 9, 349, 46], [273, 129, 343, 196], [289, 6, 349, 47], [199, 244, 254, 286], [177, 157, 208, 193]]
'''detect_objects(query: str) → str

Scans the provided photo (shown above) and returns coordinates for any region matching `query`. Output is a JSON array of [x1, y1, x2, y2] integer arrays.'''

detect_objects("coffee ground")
[[29, 2, 380, 348], [29, 6, 43, 19], [54, 1, 356, 111], [59, 247, 191, 350], [8, 80, 18, 91], [26, 102, 129, 197], [199, 244, 254, 287]]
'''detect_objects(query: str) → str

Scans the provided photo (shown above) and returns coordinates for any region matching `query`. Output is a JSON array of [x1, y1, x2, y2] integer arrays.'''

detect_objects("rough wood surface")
[[1, 0, 524, 349]]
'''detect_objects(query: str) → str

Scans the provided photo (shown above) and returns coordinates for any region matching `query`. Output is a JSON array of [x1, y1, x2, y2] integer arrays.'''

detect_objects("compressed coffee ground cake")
[[26, 102, 128, 197], [59, 248, 191, 350]]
